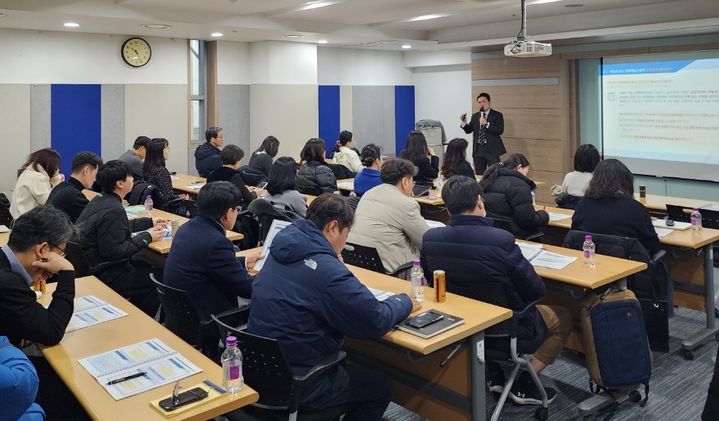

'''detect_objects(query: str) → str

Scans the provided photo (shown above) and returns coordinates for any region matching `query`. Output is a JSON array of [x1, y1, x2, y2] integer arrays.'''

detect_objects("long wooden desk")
[[82, 191, 243, 255], [237, 248, 511, 421], [41, 276, 258, 420], [634, 192, 719, 213], [538, 204, 719, 357], [171, 173, 206, 195]]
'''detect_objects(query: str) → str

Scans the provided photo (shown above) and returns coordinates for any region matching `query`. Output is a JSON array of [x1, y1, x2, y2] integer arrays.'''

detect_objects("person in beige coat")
[[348, 158, 430, 273], [10, 148, 63, 219]]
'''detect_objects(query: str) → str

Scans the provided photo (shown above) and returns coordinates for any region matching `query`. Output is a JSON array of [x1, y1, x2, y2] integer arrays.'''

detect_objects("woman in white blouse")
[[10, 148, 63, 219], [331, 130, 363, 173]]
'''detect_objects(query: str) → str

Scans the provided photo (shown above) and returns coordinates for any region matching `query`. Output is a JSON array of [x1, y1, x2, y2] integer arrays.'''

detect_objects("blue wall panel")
[[51, 84, 102, 176], [318, 85, 340, 157], [394, 85, 415, 153]]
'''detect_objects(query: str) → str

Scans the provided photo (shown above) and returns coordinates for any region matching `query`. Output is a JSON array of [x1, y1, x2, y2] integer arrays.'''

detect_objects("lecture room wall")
[[0, 28, 189, 194]]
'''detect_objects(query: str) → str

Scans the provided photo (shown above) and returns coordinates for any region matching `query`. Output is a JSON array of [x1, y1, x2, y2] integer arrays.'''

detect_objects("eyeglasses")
[[50, 243, 66, 258]]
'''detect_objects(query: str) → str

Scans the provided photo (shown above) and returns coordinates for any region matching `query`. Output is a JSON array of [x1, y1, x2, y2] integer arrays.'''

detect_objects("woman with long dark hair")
[[440, 138, 474, 179], [143, 138, 190, 212], [332, 130, 363, 173], [10, 148, 62, 218], [263, 157, 307, 217], [399, 131, 439, 185], [572, 159, 660, 254], [480, 153, 548, 236], [249, 135, 280, 179], [297, 138, 337, 195], [353, 144, 383, 196]]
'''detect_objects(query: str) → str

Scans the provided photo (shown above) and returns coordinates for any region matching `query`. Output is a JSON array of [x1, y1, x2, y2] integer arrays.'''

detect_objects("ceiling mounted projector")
[[504, 0, 552, 58]]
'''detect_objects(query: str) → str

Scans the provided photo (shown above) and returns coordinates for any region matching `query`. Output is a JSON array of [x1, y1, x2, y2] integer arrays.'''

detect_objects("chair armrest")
[[651, 249, 666, 263], [294, 351, 347, 384], [388, 262, 414, 277], [523, 232, 544, 242], [204, 305, 250, 326], [514, 297, 542, 319]]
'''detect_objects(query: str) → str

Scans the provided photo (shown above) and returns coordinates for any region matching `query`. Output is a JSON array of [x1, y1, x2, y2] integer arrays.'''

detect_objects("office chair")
[[128, 181, 196, 217], [238, 165, 267, 187], [489, 215, 544, 242], [64, 242, 92, 278], [562, 230, 670, 353], [0, 193, 13, 228], [211, 313, 348, 421], [246, 199, 302, 246], [448, 276, 549, 421], [327, 163, 355, 181], [666, 204, 719, 229], [341, 242, 414, 278]]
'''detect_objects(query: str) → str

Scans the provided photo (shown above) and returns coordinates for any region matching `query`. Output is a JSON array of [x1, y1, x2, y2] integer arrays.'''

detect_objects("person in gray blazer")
[[347, 158, 430, 273], [119, 136, 149, 178]]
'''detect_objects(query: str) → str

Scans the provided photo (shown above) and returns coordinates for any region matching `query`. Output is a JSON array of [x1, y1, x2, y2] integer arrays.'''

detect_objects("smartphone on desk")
[[406, 310, 444, 329], [159, 387, 208, 411]]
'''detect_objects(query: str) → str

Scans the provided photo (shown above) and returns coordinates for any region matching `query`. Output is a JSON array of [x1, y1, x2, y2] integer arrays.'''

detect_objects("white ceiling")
[[0, 0, 717, 50]]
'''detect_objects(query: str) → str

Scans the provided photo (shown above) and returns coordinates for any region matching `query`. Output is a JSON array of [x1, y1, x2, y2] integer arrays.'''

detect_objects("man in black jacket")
[[460, 92, 506, 175], [77, 160, 165, 316], [421, 176, 571, 406], [47, 152, 103, 222], [194, 126, 224, 177], [0, 206, 88, 419]]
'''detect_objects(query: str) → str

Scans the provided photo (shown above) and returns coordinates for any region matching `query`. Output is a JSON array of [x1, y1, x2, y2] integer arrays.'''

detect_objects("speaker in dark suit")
[[461, 93, 507, 175]]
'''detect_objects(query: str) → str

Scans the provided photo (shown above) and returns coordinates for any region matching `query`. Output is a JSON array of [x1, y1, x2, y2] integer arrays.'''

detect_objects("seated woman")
[[399, 131, 439, 185], [480, 153, 549, 237], [440, 138, 475, 180], [262, 157, 307, 217], [248, 135, 279, 181], [353, 144, 383, 196], [297, 138, 337, 196], [332, 130, 363, 174], [555, 144, 600, 209], [143, 138, 192, 215], [572, 159, 660, 255], [208, 145, 265, 209], [10, 148, 63, 219]]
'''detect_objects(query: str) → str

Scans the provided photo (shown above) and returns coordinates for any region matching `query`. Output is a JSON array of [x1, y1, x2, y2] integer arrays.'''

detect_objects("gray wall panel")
[[352, 86, 395, 155], [218, 84, 251, 153], [30, 84, 51, 151], [101, 84, 125, 161], [0, 85, 31, 194]]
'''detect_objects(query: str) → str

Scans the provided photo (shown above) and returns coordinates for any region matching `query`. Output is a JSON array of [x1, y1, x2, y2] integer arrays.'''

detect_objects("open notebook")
[[79, 338, 201, 400], [66, 296, 127, 333]]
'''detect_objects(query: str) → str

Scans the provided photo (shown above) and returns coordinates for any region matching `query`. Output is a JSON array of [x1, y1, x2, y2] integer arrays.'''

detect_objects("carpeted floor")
[[383, 307, 717, 421]]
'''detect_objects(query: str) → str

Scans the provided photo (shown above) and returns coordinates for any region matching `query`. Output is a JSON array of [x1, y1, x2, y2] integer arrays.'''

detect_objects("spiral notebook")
[[79, 338, 201, 400]]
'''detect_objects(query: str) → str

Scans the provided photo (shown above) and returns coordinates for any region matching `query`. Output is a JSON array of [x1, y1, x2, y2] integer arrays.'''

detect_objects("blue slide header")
[[602, 60, 693, 75]]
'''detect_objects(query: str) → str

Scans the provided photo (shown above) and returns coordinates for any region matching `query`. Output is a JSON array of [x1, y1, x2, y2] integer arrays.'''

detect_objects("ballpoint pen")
[[106, 371, 146, 385]]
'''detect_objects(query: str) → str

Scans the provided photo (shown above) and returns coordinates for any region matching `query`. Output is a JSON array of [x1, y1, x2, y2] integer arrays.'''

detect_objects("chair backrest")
[[665, 204, 691, 223], [445, 274, 514, 337], [238, 165, 267, 187], [341, 242, 387, 274], [327, 163, 355, 180], [149, 273, 203, 347], [702, 208, 719, 229], [64, 242, 91, 278], [344, 195, 360, 210], [0, 193, 14, 228], [488, 215, 517, 238], [211, 315, 298, 409], [671, 205, 719, 229], [127, 181, 157, 206], [246, 199, 301, 245]]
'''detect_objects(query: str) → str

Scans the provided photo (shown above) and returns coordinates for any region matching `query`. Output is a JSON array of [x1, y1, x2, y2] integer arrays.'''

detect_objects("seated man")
[[165, 181, 260, 321], [77, 160, 165, 316], [119, 135, 149, 178], [248, 194, 418, 420], [195, 127, 224, 177], [0, 336, 45, 420], [47, 151, 103, 222], [347, 158, 430, 274], [0, 206, 87, 419], [421, 175, 572, 405]]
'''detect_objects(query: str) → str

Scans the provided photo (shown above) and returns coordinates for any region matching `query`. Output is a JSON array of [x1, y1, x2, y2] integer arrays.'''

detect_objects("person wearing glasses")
[[164, 182, 261, 324], [0, 206, 89, 419], [347, 158, 430, 275], [77, 160, 166, 317]]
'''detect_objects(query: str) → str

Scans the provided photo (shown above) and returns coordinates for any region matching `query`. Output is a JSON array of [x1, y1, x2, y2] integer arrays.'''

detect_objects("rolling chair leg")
[[491, 363, 520, 421], [525, 361, 549, 409], [288, 411, 297, 421]]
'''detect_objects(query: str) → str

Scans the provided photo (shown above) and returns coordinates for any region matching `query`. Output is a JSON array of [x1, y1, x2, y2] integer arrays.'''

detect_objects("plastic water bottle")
[[410, 260, 424, 303], [691, 208, 703, 232], [221, 336, 243, 394], [144, 195, 153, 217], [583, 235, 596, 268]]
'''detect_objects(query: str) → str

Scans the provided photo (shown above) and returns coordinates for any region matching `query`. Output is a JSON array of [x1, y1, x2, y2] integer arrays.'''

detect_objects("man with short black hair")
[[421, 175, 571, 406], [460, 92, 506, 175], [195, 127, 224, 177], [165, 181, 260, 322], [347, 158, 430, 273], [77, 160, 165, 316], [47, 151, 103, 222], [119, 136, 150, 178], [249, 193, 418, 420]]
